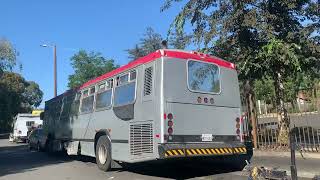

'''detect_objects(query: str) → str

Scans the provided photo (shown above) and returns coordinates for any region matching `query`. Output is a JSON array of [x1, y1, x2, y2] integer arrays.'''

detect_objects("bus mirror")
[[40, 112, 44, 120]]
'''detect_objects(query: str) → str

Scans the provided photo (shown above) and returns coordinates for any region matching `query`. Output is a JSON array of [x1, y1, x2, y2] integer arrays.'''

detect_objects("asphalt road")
[[0, 139, 318, 180]]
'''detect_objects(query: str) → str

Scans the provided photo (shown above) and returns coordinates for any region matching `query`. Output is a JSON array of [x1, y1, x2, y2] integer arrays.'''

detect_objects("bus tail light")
[[167, 113, 174, 137], [236, 117, 241, 140]]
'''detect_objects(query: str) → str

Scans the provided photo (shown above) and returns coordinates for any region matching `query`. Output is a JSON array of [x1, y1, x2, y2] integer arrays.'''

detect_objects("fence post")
[[290, 130, 298, 180]]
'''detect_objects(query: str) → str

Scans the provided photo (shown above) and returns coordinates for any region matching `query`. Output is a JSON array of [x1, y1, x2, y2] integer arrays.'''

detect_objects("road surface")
[[0, 139, 318, 180]]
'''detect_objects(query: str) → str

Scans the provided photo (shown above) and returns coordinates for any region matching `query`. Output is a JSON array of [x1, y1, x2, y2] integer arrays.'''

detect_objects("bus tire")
[[95, 135, 111, 172]]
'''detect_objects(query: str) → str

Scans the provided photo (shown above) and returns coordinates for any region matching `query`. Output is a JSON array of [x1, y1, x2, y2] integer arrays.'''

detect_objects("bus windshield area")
[[187, 60, 220, 94]]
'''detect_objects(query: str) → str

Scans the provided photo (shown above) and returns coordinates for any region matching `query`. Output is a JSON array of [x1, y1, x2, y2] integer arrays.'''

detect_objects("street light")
[[40, 44, 57, 97]]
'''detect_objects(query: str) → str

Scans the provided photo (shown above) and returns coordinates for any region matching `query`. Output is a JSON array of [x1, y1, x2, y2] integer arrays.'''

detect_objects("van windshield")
[[187, 60, 220, 94]]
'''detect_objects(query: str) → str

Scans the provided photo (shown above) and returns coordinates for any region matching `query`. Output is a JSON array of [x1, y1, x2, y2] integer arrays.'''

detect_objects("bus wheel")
[[37, 142, 41, 152], [95, 135, 111, 171]]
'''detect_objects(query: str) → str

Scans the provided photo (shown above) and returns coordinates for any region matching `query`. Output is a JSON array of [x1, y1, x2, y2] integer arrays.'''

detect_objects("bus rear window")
[[187, 60, 220, 94]]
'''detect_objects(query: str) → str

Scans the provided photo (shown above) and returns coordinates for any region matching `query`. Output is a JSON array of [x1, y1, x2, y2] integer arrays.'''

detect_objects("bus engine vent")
[[143, 66, 153, 96], [130, 122, 153, 156]]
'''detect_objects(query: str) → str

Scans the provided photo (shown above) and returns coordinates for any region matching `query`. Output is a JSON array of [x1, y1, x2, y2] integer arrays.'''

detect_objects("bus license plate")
[[201, 134, 213, 142]]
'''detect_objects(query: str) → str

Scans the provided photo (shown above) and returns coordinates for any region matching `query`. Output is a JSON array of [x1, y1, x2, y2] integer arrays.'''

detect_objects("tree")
[[126, 27, 163, 60], [68, 50, 119, 89], [257, 39, 302, 144], [168, 29, 192, 49], [0, 72, 43, 132], [0, 38, 16, 74], [163, 0, 320, 145]]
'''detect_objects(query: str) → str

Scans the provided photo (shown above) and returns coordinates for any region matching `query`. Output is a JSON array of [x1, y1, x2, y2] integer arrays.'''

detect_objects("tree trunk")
[[274, 71, 290, 146], [244, 80, 258, 148]]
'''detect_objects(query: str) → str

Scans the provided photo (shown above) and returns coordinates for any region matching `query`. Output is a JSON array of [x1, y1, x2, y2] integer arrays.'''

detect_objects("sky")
[[0, 0, 183, 108]]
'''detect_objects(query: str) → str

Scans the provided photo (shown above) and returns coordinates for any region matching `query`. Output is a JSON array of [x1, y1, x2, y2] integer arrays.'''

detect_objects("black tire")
[[95, 135, 112, 172], [37, 142, 41, 152], [45, 139, 53, 154], [28, 143, 33, 150]]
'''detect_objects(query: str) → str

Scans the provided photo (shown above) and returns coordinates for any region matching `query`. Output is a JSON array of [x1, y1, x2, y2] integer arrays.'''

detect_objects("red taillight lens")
[[204, 97, 208, 103], [168, 120, 173, 127], [197, 97, 202, 103], [168, 127, 173, 134], [164, 113, 167, 120], [167, 113, 173, 120]]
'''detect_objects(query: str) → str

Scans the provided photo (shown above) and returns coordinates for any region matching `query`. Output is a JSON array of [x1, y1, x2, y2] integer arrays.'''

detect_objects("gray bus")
[[42, 49, 252, 172]]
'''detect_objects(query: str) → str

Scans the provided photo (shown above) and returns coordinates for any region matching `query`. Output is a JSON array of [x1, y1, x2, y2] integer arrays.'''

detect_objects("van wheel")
[[95, 135, 111, 171]]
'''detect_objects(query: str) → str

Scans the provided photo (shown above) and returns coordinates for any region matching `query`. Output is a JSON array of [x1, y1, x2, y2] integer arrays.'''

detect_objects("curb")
[[253, 149, 320, 159]]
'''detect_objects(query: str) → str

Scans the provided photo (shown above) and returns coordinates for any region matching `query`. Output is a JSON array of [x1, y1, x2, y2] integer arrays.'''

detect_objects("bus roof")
[[80, 49, 235, 90]]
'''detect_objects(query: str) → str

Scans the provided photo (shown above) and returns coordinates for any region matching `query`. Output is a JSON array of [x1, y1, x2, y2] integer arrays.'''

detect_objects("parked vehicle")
[[28, 128, 45, 151], [42, 49, 252, 172], [12, 113, 43, 142], [9, 133, 14, 142]]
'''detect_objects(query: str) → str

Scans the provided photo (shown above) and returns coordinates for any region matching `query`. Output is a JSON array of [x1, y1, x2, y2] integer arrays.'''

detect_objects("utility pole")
[[53, 45, 57, 97], [41, 44, 57, 97]]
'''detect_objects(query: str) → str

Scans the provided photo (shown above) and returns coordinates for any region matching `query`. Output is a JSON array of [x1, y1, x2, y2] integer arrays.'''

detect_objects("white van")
[[12, 114, 43, 142]]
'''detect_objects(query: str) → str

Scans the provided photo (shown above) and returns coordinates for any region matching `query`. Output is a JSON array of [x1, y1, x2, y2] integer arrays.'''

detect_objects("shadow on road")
[[122, 158, 241, 179], [0, 141, 242, 179], [0, 142, 73, 177]]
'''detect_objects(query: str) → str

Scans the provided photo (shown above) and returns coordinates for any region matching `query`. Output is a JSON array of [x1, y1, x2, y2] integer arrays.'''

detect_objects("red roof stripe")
[[80, 50, 234, 90]]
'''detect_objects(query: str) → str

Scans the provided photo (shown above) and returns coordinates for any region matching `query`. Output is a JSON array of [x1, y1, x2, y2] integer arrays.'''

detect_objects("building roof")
[[80, 49, 235, 90]]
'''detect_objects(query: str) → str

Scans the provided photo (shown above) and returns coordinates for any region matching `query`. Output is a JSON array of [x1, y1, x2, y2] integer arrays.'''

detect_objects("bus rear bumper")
[[158, 142, 253, 159]]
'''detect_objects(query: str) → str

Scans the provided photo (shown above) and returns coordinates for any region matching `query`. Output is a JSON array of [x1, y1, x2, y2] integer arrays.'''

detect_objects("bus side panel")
[[81, 59, 162, 162]]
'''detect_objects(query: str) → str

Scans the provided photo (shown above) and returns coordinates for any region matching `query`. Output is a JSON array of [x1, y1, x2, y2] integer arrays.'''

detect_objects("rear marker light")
[[168, 120, 173, 127], [236, 129, 240, 134], [236, 117, 240, 123], [197, 97, 202, 103], [210, 98, 214, 104], [204, 97, 208, 103], [168, 127, 173, 134], [167, 113, 173, 120], [236, 123, 241, 129], [164, 113, 167, 120]]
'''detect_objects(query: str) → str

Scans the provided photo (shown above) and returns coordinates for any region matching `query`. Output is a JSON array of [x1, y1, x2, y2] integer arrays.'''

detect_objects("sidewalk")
[[253, 149, 320, 159], [251, 149, 320, 179]]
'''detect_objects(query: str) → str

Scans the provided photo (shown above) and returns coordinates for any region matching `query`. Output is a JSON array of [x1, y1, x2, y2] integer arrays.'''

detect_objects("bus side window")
[[114, 70, 136, 107], [80, 87, 95, 113], [95, 79, 113, 110], [71, 92, 81, 115]]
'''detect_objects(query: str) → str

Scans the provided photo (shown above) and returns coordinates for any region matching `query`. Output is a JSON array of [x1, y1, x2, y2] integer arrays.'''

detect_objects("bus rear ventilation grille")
[[130, 122, 153, 156]]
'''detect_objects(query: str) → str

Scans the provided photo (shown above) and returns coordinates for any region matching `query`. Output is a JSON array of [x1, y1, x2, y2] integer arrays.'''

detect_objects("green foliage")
[[0, 38, 16, 73], [68, 50, 119, 89], [168, 29, 192, 50], [126, 27, 163, 60], [254, 78, 275, 104], [126, 27, 192, 60], [163, 0, 320, 81], [0, 72, 43, 132], [258, 39, 301, 77]]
